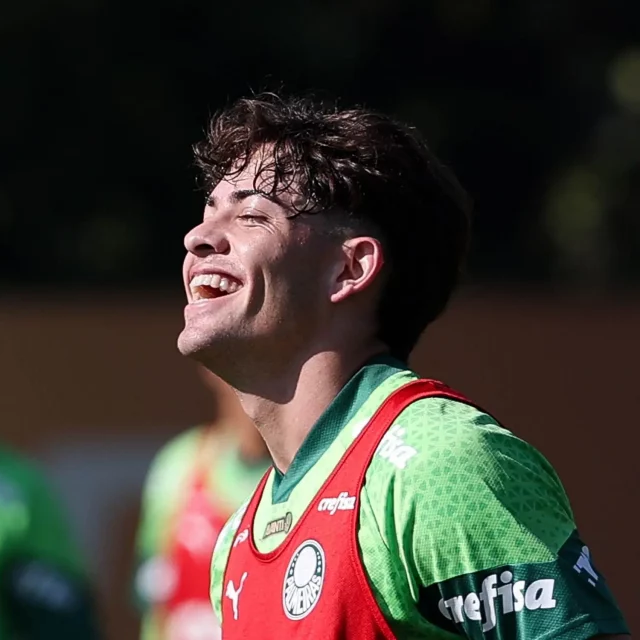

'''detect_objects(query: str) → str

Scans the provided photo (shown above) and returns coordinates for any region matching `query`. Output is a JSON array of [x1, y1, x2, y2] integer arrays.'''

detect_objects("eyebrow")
[[207, 189, 268, 208]]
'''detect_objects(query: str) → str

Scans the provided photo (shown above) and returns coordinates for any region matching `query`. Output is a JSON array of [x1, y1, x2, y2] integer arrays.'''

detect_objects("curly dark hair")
[[194, 92, 472, 360]]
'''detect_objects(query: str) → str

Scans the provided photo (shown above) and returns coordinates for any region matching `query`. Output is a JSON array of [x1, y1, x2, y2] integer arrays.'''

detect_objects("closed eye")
[[239, 213, 268, 224]]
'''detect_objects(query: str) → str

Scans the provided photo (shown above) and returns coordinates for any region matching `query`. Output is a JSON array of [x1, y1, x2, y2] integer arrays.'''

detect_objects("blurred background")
[[1, 0, 638, 637]]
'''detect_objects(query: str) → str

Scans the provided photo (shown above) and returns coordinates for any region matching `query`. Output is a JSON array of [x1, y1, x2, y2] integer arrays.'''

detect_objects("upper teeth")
[[190, 273, 241, 294]]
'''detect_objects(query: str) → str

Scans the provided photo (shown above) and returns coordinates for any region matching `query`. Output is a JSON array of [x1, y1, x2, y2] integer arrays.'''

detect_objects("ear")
[[330, 236, 385, 303]]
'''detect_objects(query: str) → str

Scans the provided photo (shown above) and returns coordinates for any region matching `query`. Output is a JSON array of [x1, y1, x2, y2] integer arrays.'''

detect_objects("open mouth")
[[189, 273, 243, 301]]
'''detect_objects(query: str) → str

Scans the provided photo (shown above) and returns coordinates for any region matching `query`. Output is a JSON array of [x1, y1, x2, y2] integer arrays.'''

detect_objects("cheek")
[[182, 255, 192, 286], [237, 233, 284, 267], [283, 246, 335, 299], [245, 230, 338, 303]]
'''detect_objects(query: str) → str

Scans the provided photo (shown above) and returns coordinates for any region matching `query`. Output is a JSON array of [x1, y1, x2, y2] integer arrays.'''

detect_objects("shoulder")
[[376, 394, 567, 498], [142, 426, 208, 499], [0, 447, 47, 486], [379, 398, 630, 638], [0, 448, 59, 513], [363, 396, 576, 577], [0, 449, 85, 571], [147, 425, 208, 472]]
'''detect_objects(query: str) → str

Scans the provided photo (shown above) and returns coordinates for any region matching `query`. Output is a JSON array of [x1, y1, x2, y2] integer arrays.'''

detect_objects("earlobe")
[[330, 237, 385, 303]]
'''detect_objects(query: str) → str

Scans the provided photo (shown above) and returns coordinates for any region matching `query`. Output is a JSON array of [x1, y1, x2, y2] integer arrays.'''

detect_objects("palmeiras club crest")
[[282, 540, 325, 620]]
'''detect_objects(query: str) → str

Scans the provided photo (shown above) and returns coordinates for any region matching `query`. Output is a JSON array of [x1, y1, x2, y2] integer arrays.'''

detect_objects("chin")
[[177, 326, 213, 359], [177, 326, 237, 370]]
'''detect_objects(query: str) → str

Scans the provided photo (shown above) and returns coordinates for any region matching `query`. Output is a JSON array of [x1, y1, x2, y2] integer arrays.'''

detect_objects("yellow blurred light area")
[[544, 166, 606, 267], [609, 48, 640, 113]]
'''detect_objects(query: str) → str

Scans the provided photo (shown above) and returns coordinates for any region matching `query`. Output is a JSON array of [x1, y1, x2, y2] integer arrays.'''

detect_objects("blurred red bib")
[[149, 431, 230, 640]]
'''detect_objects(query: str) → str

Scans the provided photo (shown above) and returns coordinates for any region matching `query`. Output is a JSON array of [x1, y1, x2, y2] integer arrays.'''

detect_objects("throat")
[[229, 346, 388, 474], [242, 398, 313, 474], [236, 362, 348, 474]]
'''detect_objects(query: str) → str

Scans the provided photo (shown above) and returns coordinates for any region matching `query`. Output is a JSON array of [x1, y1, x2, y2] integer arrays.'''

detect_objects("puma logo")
[[573, 545, 599, 586], [225, 572, 248, 620], [234, 528, 249, 547]]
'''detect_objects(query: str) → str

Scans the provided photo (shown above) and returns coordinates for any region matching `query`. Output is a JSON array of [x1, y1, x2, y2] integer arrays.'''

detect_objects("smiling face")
[[177, 159, 348, 371]]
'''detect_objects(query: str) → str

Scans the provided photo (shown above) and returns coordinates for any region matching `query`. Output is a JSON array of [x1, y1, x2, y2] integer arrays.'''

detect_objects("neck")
[[232, 343, 385, 473]]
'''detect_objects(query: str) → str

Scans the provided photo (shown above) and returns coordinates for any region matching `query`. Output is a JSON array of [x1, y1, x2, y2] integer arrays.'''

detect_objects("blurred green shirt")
[[0, 446, 100, 639]]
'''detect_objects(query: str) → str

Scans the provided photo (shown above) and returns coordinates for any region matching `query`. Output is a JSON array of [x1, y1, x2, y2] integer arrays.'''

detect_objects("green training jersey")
[[0, 446, 99, 639], [134, 426, 269, 640], [210, 357, 628, 639]]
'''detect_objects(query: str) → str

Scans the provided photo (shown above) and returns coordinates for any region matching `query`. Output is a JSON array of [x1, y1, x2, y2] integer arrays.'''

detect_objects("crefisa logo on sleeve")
[[438, 571, 556, 631]]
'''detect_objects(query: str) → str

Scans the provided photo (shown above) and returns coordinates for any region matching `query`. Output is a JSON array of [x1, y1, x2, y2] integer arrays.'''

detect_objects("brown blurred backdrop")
[[1, 289, 637, 638]]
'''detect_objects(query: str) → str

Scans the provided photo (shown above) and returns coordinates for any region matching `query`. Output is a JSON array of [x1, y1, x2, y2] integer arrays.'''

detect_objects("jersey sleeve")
[[389, 398, 629, 640], [0, 461, 101, 639]]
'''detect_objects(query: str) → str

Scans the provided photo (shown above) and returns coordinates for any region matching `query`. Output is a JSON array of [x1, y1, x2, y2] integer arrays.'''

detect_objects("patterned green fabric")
[[210, 360, 629, 638], [0, 447, 91, 638], [419, 530, 628, 640]]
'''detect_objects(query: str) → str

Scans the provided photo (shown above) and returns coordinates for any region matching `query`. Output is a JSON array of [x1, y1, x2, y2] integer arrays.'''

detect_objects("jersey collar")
[[271, 355, 408, 503]]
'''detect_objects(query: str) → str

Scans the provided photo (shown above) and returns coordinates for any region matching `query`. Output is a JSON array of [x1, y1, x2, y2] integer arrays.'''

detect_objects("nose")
[[184, 220, 230, 256]]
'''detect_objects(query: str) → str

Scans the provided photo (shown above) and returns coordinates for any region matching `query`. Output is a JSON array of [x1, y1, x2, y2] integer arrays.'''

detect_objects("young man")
[[133, 367, 270, 640], [177, 93, 630, 639], [0, 445, 101, 638]]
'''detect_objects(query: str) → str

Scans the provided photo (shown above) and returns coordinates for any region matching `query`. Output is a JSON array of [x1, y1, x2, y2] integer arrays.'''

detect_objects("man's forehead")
[[211, 173, 252, 198], [210, 162, 303, 210], [221, 148, 275, 188]]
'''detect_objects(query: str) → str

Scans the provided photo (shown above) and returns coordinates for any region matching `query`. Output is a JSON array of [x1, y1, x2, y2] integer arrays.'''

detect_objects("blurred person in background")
[[133, 366, 270, 640], [0, 445, 101, 638]]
